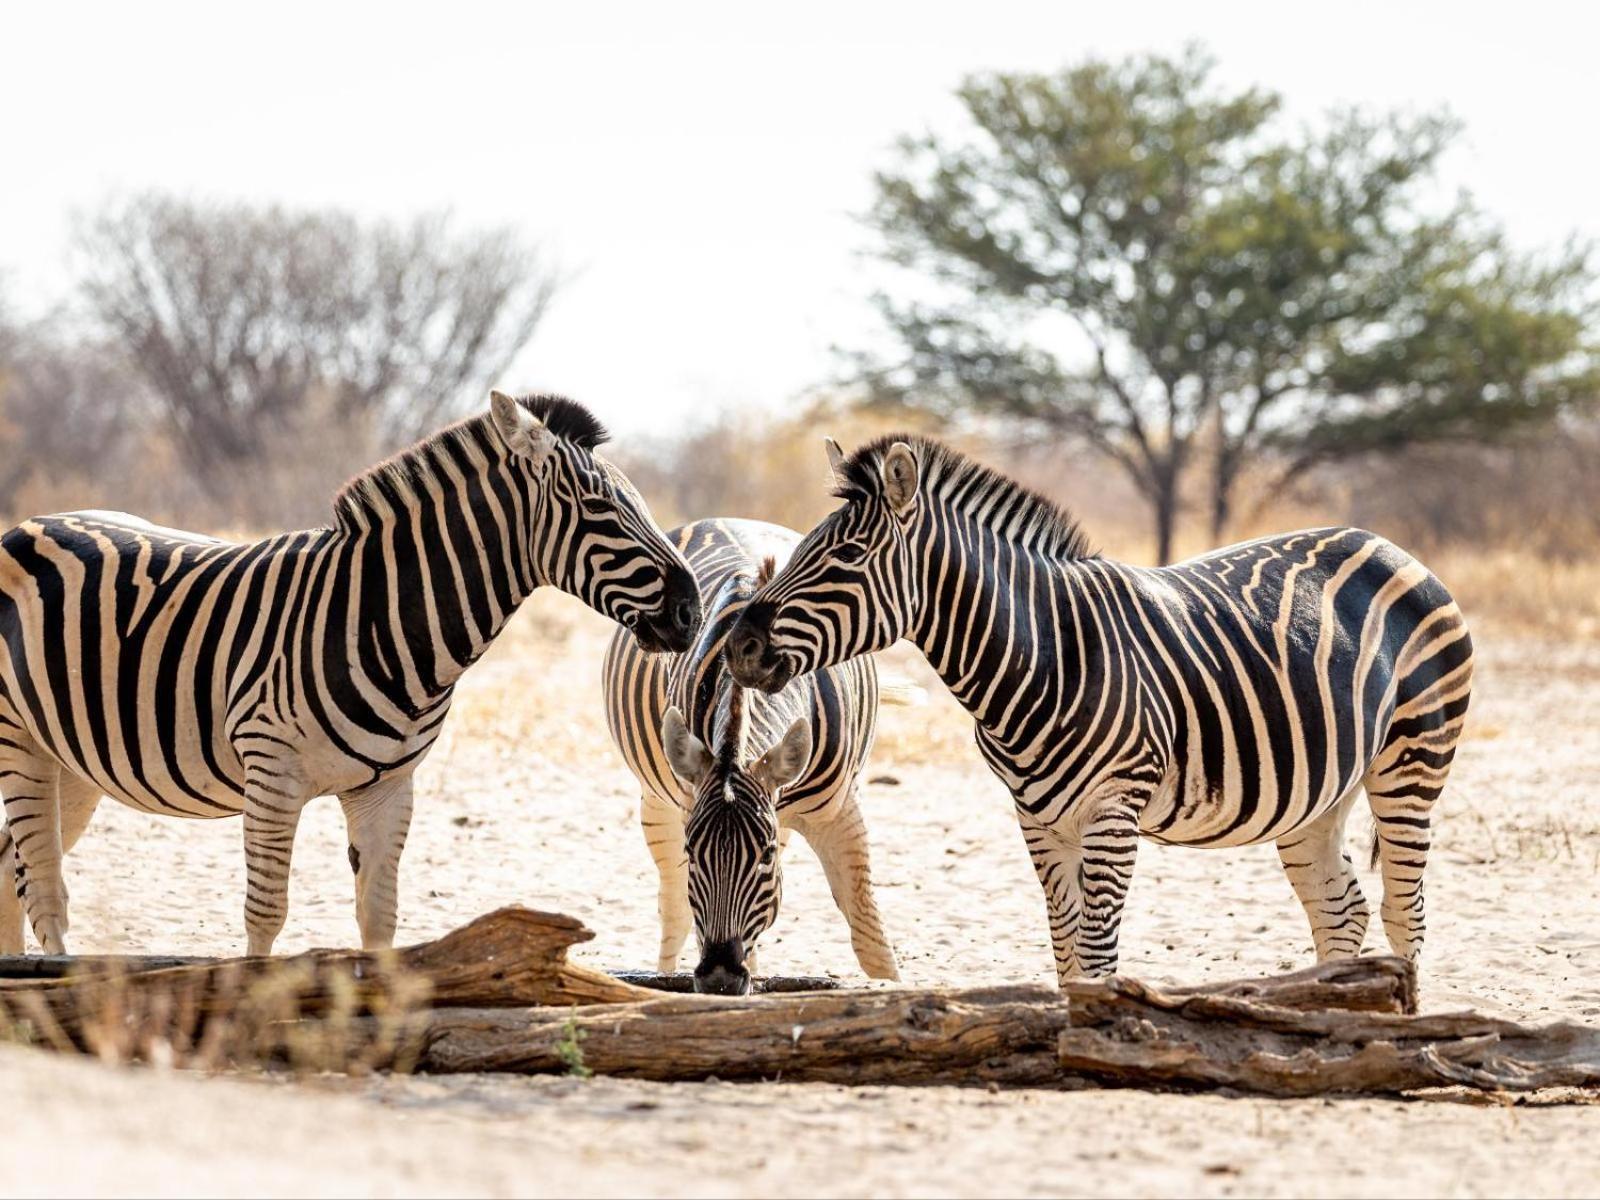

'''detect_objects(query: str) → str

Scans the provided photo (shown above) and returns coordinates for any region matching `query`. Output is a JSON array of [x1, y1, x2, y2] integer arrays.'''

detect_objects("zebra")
[[0, 391, 699, 957], [728, 435, 1473, 982], [602, 517, 900, 994]]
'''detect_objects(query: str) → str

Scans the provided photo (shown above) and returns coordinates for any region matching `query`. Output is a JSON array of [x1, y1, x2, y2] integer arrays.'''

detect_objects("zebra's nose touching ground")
[[694, 937, 752, 995]]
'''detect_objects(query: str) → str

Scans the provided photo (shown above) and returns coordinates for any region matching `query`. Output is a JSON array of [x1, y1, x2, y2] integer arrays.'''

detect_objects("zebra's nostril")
[[738, 635, 763, 663], [674, 598, 697, 630]]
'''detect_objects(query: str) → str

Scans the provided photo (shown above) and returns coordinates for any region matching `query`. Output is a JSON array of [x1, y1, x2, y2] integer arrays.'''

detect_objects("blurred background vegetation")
[[1, 46, 1595, 632]]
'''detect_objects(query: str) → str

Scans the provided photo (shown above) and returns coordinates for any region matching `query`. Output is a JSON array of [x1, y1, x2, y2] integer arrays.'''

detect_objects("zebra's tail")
[[1368, 819, 1381, 870], [877, 674, 928, 707]]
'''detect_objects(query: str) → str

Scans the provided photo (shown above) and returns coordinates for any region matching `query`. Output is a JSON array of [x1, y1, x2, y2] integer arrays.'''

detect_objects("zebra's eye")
[[580, 496, 614, 517], [759, 844, 777, 867], [833, 542, 866, 565]]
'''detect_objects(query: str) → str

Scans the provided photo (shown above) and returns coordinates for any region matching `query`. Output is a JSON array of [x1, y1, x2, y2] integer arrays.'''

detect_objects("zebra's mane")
[[331, 394, 609, 532], [716, 671, 749, 771], [834, 434, 1097, 560]]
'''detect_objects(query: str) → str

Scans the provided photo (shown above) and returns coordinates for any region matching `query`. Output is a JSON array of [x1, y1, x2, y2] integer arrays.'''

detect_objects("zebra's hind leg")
[[0, 739, 68, 953], [1275, 791, 1370, 961], [640, 789, 692, 973], [793, 787, 900, 981], [339, 774, 416, 950], [0, 828, 21, 953], [1365, 727, 1460, 964]]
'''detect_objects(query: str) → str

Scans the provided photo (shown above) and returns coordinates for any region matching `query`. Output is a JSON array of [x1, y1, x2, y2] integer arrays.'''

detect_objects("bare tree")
[[75, 195, 558, 495], [0, 297, 141, 517]]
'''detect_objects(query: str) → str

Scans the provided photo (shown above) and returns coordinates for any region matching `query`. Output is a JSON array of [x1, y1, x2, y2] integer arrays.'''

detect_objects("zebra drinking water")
[[0, 392, 698, 956], [602, 518, 899, 993], [729, 435, 1473, 982]]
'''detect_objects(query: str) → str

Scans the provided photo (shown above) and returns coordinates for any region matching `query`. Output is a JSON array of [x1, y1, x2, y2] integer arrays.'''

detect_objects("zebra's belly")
[[1137, 758, 1370, 849]]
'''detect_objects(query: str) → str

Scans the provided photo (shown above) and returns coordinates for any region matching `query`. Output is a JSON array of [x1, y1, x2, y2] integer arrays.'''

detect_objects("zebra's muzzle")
[[629, 567, 701, 654], [694, 938, 752, 995], [727, 622, 792, 694]]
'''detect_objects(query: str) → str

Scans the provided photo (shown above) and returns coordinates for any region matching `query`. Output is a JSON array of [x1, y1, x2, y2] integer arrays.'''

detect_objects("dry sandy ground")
[[3, 591, 1599, 1198]]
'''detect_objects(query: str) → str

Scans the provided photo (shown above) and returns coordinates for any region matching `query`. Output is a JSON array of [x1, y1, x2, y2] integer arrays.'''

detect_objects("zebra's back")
[[1115, 527, 1472, 847], [0, 512, 329, 816]]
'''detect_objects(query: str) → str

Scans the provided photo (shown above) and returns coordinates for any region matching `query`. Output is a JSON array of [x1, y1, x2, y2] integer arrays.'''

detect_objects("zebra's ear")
[[881, 441, 919, 513], [824, 436, 847, 485], [662, 706, 713, 788], [489, 390, 556, 467], [750, 717, 812, 793]]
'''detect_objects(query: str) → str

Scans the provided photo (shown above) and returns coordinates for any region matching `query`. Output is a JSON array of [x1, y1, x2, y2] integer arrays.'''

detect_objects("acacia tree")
[[76, 195, 558, 493], [858, 48, 1597, 562]]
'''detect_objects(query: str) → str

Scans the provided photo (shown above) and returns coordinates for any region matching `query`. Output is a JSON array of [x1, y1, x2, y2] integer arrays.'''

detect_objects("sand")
[[2, 591, 1597, 1198]]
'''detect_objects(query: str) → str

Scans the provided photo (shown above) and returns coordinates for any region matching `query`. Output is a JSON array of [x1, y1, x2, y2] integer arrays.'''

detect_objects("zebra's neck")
[[908, 498, 1098, 742], [336, 417, 539, 707]]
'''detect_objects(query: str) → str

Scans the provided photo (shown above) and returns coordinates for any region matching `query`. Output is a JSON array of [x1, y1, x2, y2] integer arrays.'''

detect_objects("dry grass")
[[0, 954, 431, 1075]]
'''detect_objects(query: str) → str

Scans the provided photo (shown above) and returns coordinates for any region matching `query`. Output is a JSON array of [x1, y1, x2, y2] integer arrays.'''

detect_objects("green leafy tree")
[[858, 47, 1597, 562]]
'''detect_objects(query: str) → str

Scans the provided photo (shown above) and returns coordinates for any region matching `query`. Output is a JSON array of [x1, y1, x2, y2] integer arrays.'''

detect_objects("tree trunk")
[[1152, 478, 1178, 565], [1210, 467, 1233, 545]]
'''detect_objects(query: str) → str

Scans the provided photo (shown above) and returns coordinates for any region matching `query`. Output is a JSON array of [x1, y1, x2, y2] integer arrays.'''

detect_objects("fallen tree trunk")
[[327, 955, 1600, 1095], [371, 984, 1076, 1086], [7, 908, 1596, 1097], [346, 957, 1427, 1088]]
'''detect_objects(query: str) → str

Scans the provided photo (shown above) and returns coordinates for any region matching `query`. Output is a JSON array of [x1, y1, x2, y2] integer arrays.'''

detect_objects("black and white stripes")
[[0, 392, 697, 956], [731, 435, 1473, 981]]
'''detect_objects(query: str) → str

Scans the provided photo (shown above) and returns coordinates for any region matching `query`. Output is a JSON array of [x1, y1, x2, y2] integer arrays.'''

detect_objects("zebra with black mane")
[[0, 392, 698, 956], [729, 435, 1473, 981], [603, 518, 899, 994]]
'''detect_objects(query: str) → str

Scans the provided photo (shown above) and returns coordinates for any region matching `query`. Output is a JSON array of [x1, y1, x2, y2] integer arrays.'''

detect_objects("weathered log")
[[342, 959, 1417, 1086], [371, 984, 1078, 1086], [1057, 973, 1600, 1096], [322, 955, 1600, 1096], [0, 908, 648, 1059]]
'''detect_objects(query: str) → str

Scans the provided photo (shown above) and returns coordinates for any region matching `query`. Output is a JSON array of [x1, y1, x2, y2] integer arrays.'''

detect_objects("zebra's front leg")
[[792, 790, 900, 981], [640, 789, 691, 972], [1021, 794, 1144, 983], [339, 774, 416, 950], [1017, 810, 1083, 982], [0, 743, 68, 954], [1072, 798, 1144, 976], [242, 775, 310, 956]]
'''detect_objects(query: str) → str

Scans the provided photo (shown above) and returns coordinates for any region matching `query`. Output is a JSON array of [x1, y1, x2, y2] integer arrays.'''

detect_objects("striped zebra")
[[728, 435, 1473, 981], [0, 392, 699, 957], [602, 518, 899, 994]]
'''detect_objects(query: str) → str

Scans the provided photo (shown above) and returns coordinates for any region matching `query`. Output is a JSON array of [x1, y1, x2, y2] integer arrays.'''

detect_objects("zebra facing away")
[[602, 518, 899, 994], [729, 435, 1474, 982], [0, 392, 699, 957]]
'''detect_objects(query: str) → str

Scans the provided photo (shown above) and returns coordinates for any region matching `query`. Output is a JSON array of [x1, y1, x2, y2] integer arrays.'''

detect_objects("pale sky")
[[4, 1, 1595, 434]]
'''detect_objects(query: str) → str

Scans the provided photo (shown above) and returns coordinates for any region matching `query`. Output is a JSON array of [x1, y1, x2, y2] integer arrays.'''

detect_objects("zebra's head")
[[661, 691, 812, 996], [489, 391, 700, 653], [729, 436, 922, 693]]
